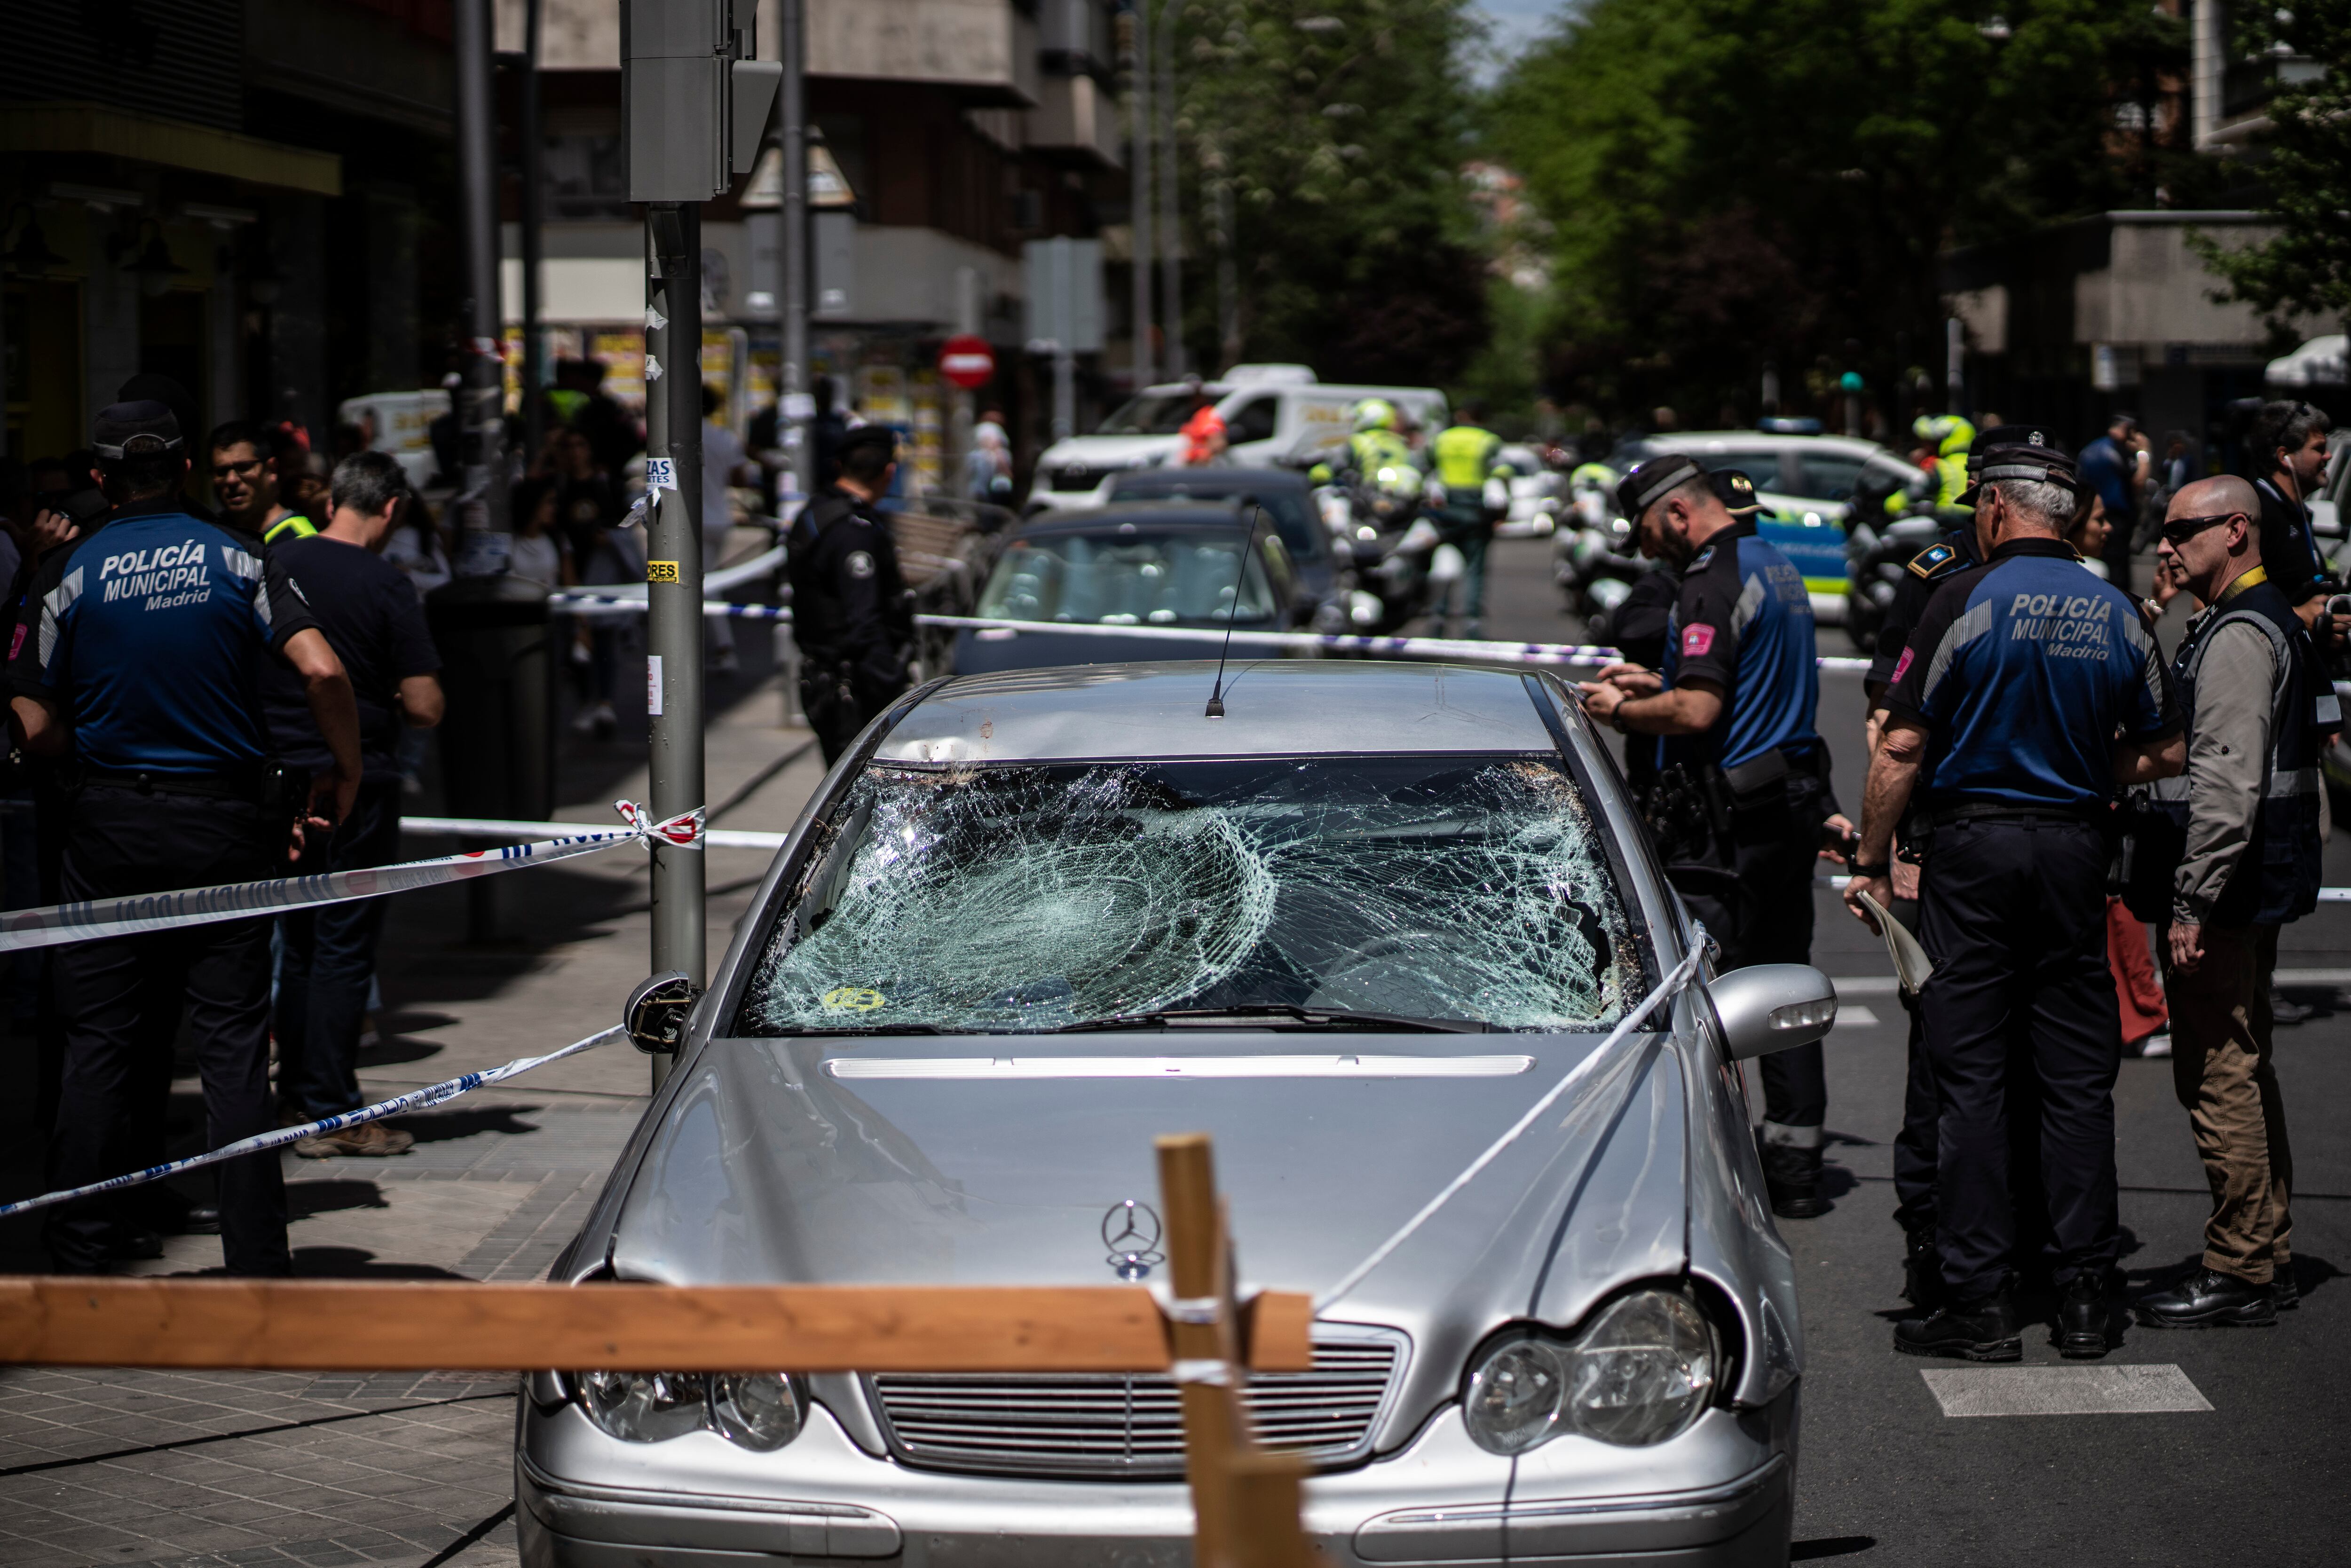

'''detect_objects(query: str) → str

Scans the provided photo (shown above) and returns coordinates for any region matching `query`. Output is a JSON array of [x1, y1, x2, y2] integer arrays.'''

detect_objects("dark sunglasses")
[[2159, 511, 2247, 545]]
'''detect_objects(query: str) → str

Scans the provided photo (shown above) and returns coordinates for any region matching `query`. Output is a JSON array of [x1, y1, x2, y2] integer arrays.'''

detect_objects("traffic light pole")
[[644, 203, 705, 1090]]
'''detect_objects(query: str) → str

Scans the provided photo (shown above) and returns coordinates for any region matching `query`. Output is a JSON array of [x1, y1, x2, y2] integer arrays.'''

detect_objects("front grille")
[[868, 1333, 1404, 1479], [1051, 465, 1113, 491]]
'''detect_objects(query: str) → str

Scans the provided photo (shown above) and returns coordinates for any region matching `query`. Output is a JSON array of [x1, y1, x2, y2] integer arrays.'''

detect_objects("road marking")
[[1834, 1005, 1880, 1027], [1920, 1364, 2212, 1417]]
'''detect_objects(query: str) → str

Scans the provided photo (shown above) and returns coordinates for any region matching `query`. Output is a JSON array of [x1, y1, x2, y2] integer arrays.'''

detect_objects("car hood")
[[1037, 435, 1182, 470], [607, 1027, 1690, 1395]]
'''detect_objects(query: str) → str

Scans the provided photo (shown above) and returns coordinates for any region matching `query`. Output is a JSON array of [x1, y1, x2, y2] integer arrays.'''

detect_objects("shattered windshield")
[[737, 756, 1642, 1035], [976, 531, 1278, 625]]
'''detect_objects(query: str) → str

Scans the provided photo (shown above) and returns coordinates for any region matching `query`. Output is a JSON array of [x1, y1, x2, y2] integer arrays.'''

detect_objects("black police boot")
[[1894, 1288, 2022, 1362], [1901, 1227, 1944, 1309], [2055, 1271, 2110, 1359], [1760, 1145, 1830, 1220], [2134, 1268, 2277, 1330]]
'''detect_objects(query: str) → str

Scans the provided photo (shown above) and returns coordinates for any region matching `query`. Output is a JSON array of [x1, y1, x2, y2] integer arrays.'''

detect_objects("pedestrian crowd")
[[1581, 397, 2339, 1357]]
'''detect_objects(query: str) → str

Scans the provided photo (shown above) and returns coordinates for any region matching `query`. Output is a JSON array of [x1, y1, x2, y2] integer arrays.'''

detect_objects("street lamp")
[[121, 219, 189, 298]]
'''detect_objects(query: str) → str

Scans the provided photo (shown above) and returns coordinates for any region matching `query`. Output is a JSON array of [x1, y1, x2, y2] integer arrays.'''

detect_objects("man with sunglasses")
[[2122, 476, 2334, 1329], [1845, 430, 2184, 1362]]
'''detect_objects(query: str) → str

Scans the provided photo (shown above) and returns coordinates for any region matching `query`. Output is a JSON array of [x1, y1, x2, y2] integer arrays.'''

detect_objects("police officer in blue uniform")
[[6, 402, 362, 1275], [1847, 431, 2185, 1361], [1581, 453, 1843, 1217]]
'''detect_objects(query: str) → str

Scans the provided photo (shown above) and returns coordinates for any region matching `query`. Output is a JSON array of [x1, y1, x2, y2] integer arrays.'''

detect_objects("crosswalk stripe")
[[1921, 1364, 2212, 1417]]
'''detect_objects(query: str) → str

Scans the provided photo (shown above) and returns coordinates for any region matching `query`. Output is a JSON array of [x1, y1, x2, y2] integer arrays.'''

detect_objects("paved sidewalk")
[[0, 616, 828, 1567]]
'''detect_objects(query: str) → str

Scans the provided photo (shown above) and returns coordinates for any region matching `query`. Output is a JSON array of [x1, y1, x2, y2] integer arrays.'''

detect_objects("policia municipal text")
[[1579, 453, 1848, 1218]]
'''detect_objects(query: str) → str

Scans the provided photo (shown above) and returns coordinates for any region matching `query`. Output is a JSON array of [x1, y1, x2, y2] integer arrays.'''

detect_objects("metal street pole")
[[1128, 0, 1154, 393], [454, 0, 508, 553], [780, 0, 812, 500], [521, 0, 546, 466], [1946, 316, 1965, 415], [644, 204, 705, 1089], [1156, 0, 1183, 378]]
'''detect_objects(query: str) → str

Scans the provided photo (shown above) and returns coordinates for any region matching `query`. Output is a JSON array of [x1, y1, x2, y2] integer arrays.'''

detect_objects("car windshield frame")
[[728, 749, 1652, 1038], [975, 525, 1282, 626], [1106, 478, 1321, 561]]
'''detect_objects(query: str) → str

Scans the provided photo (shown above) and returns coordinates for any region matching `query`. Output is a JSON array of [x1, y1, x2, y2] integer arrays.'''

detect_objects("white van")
[[1026, 366, 1448, 511]]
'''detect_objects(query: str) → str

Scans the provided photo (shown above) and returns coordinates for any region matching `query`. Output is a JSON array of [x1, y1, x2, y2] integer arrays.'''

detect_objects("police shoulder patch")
[[1688, 545, 1715, 571], [1905, 542, 1959, 581]]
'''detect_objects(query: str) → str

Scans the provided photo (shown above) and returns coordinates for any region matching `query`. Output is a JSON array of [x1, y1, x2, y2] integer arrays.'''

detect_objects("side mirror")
[[1698, 964, 1838, 1062], [625, 970, 701, 1055]]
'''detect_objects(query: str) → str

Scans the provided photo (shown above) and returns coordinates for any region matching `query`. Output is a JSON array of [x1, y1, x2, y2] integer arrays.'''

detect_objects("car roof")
[[1013, 501, 1253, 535], [1107, 467, 1309, 493], [1618, 430, 1890, 458], [874, 661, 1563, 764]]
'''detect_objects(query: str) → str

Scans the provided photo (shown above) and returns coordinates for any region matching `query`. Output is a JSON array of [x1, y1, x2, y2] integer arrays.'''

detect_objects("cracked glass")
[[737, 756, 1641, 1035]]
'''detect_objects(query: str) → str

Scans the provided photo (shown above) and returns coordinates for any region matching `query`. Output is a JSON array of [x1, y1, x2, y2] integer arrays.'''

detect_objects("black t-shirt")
[[260, 535, 441, 780], [2255, 477, 2329, 604]]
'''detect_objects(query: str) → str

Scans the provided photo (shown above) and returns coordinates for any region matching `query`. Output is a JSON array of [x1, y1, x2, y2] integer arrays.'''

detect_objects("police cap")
[[839, 424, 898, 465], [92, 400, 184, 461], [1615, 452, 1703, 521], [1709, 468, 1765, 516], [1957, 425, 2076, 506]]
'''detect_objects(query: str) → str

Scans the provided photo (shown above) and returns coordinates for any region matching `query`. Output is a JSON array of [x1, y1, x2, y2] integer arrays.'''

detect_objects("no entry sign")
[[939, 334, 995, 390]]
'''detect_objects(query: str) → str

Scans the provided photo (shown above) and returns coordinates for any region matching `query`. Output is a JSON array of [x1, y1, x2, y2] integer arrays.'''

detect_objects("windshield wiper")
[[1053, 1003, 1491, 1034]]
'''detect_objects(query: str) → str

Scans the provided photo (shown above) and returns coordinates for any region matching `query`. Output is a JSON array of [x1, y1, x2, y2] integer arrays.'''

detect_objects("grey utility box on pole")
[[624, 0, 780, 1086]]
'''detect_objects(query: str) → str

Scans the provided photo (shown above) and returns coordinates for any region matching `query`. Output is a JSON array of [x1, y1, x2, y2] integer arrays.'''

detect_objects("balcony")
[[2223, 53, 2327, 119], [1027, 71, 1120, 168], [809, 0, 1040, 107]]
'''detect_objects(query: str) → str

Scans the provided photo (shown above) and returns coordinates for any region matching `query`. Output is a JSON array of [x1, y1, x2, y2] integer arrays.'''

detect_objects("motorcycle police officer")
[[788, 424, 915, 764], [1847, 430, 2184, 1362], [1579, 453, 1842, 1217], [1429, 403, 1513, 638], [7, 402, 361, 1275]]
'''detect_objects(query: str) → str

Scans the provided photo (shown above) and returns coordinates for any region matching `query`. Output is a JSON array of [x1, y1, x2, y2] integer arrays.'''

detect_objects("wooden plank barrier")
[[0, 1132, 1324, 1563], [0, 1279, 1313, 1373]]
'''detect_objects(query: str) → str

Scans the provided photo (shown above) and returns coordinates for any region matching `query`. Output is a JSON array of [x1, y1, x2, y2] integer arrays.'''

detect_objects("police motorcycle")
[[1842, 464, 1945, 653], [1551, 462, 1648, 632], [1328, 460, 1462, 634]]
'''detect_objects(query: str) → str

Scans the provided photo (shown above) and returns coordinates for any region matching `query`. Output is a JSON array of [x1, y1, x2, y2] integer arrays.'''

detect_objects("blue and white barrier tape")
[[542, 598, 1893, 675], [0, 800, 703, 955], [0, 1025, 629, 1220]]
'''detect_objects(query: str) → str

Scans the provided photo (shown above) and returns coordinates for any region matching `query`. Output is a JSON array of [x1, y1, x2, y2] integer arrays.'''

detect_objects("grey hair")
[[330, 449, 411, 518], [1987, 477, 2077, 530]]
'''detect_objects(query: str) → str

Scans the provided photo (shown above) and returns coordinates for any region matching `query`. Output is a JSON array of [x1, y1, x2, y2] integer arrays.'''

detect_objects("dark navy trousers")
[[1916, 817, 2119, 1298]]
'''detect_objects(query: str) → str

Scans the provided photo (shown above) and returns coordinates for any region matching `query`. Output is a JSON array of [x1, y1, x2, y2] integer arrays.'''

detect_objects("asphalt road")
[[1475, 535, 2351, 1566]]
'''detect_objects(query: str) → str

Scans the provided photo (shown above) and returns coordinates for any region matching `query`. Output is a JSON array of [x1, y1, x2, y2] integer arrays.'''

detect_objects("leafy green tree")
[[1483, 0, 2202, 424], [1171, 0, 1491, 384], [2197, 1, 2351, 330]]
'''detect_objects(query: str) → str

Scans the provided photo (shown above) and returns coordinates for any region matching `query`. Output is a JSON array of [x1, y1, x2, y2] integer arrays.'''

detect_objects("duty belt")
[[79, 767, 273, 804], [1925, 800, 2107, 830]]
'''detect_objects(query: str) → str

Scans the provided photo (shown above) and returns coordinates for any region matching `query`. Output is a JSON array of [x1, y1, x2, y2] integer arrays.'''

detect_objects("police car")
[[1606, 431, 1922, 627]]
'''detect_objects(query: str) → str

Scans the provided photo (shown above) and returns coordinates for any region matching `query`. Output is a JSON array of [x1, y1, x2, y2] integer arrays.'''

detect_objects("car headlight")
[[576, 1370, 805, 1451], [1462, 1288, 1716, 1455]]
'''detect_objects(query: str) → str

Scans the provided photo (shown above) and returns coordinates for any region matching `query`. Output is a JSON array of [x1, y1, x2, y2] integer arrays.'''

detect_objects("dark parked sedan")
[[1106, 466, 1336, 609], [953, 501, 1309, 675]]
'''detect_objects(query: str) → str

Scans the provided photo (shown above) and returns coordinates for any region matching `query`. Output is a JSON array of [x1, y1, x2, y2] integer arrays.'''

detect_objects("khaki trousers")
[[2159, 923, 2294, 1284]]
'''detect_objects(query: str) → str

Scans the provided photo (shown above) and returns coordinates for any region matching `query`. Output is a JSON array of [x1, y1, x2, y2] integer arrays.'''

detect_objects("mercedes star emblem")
[[1101, 1199, 1166, 1281]]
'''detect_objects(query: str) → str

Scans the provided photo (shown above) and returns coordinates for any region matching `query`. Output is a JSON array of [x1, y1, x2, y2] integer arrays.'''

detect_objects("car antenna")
[[1205, 499, 1263, 719]]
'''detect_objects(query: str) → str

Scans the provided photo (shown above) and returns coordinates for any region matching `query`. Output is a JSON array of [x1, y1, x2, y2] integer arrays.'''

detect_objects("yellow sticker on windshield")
[[821, 986, 886, 1013]]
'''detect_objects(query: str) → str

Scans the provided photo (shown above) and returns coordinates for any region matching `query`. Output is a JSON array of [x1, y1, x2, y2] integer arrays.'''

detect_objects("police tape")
[[0, 1025, 630, 1220], [405, 813, 787, 853], [0, 800, 705, 955], [540, 597, 1897, 675], [1817, 871, 2351, 903]]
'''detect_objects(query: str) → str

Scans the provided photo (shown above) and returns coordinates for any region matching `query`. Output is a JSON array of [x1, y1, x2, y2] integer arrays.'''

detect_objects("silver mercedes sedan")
[[515, 661, 1828, 1568]]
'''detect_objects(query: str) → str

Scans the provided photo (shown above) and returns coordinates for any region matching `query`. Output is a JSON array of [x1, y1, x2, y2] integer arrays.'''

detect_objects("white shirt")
[[508, 531, 564, 589]]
